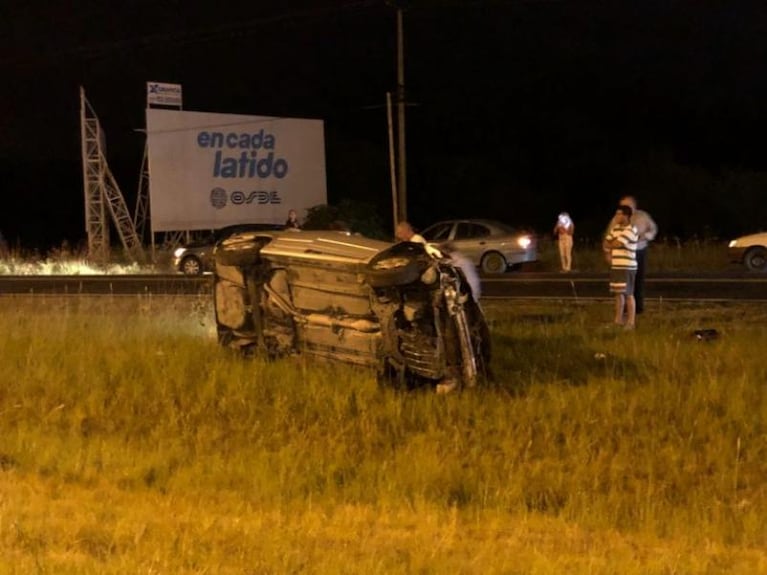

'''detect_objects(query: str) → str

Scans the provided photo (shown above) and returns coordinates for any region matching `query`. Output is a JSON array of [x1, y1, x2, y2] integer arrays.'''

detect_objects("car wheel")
[[366, 259, 424, 287], [180, 256, 203, 275], [480, 251, 507, 274], [366, 245, 430, 287], [744, 247, 767, 271]]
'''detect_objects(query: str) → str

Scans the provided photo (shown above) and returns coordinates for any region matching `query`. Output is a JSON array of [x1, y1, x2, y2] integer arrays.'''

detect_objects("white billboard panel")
[[147, 82, 183, 107], [146, 109, 327, 231]]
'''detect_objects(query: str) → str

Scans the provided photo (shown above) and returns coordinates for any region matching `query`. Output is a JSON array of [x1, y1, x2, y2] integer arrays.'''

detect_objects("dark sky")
[[2, 0, 767, 250]]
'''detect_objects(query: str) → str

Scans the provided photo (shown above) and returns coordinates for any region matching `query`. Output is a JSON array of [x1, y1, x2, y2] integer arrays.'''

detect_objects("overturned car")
[[212, 230, 491, 389]]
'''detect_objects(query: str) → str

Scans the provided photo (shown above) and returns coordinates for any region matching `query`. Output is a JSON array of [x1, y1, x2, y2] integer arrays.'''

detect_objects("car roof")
[[424, 219, 516, 232], [425, 218, 506, 227]]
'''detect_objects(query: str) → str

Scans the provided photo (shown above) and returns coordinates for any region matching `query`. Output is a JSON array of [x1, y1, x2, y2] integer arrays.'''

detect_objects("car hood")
[[731, 232, 767, 246], [182, 240, 213, 250]]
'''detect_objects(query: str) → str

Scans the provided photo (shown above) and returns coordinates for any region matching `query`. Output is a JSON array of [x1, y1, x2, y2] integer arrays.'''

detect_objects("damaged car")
[[212, 229, 491, 390]]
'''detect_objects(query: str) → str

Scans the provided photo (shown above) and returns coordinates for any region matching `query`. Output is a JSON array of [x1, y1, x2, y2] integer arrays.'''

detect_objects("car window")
[[422, 222, 453, 241], [455, 223, 490, 240]]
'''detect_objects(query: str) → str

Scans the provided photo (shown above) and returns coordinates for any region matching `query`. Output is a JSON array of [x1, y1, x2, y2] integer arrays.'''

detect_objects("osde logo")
[[209, 188, 281, 209]]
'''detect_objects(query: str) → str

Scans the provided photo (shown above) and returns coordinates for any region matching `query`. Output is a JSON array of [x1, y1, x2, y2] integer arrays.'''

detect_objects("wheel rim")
[[749, 254, 766, 270], [483, 253, 505, 273], [183, 258, 201, 275]]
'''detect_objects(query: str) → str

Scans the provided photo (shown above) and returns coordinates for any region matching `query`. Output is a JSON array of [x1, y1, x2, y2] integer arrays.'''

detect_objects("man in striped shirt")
[[603, 205, 639, 329]]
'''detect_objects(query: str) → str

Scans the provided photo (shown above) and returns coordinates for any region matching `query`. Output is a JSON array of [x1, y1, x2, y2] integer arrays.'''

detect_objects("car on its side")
[[728, 231, 767, 271], [173, 223, 285, 275], [212, 229, 491, 390], [420, 219, 537, 274]]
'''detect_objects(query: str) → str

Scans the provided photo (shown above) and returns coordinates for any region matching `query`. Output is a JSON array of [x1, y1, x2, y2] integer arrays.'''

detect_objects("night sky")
[[2, 0, 767, 250]]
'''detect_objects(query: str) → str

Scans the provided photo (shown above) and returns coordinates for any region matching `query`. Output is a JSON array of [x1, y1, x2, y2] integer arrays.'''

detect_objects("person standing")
[[395, 221, 426, 244], [616, 196, 657, 314], [552, 212, 574, 272], [285, 209, 301, 230], [604, 196, 657, 313], [603, 205, 639, 329]]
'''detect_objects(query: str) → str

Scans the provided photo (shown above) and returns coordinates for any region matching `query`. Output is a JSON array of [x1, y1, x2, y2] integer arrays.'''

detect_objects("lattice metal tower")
[[133, 139, 150, 243], [80, 87, 144, 263]]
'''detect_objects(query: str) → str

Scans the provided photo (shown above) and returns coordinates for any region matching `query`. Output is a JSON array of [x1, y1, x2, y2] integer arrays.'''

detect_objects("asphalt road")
[[481, 272, 767, 301], [0, 272, 765, 301]]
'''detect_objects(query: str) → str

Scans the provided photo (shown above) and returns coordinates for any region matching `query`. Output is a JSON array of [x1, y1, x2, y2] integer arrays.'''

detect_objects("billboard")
[[146, 82, 183, 107], [146, 109, 327, 231]]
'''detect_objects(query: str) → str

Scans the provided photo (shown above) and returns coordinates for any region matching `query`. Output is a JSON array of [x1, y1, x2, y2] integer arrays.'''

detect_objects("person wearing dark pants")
[[634, 246, 648, 314]]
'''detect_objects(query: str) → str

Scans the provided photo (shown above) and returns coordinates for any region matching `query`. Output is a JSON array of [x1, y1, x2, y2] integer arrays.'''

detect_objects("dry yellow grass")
[[1, 295, 766, 573], [3, 472, 766, 574]]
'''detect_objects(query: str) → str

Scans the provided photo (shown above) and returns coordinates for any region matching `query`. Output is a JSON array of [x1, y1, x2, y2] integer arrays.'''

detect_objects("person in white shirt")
[[553, 212, 574, 272], [395, 221, 426, 244]]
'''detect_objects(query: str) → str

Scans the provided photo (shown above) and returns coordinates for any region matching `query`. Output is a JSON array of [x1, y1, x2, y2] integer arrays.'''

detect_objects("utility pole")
[[395, 5, 407, 224], [386, 92, 399, 230]]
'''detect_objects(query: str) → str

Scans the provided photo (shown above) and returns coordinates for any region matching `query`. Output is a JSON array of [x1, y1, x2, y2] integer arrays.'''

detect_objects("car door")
[[453, 222, 491, 264]]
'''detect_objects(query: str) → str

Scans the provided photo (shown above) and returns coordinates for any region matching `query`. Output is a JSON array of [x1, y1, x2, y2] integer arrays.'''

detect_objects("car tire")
[[180, 256, 203, 276], [366, 260, 424, 287], [744, 247, 767, 271], [366, 244, 430, 287], [480, 251, 507, 274], [216, 237, 269, 268]]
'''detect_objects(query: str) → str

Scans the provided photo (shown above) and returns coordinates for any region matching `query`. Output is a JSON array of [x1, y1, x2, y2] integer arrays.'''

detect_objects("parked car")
[[420, 219, 537, 274], [173, 223, 284, 275], [728, 231, 767, 271], [212, 229, 491, 390]]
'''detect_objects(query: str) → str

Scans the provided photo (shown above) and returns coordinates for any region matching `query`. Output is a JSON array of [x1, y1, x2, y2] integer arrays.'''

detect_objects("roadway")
[[0, 272, 764, 301], [481, 271, 767, 301]]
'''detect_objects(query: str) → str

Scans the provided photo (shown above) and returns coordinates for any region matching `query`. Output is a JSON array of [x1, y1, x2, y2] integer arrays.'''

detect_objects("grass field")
[[533, 236, 738, 273], [1, 294, 765, 574]]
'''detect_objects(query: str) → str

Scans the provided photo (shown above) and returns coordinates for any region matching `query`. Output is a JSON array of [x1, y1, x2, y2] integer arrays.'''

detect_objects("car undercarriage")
[[213, 231, 490, 390]]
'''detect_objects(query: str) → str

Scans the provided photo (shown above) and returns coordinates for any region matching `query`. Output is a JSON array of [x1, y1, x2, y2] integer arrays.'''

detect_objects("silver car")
[[212, 230, 491, 390], [728, 231, 767, 271], [421, 219, 537, 274], [173, 223, 284, 275]]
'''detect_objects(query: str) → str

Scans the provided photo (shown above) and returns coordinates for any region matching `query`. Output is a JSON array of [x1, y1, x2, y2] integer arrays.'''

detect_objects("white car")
[[728, 232, 767, 271]]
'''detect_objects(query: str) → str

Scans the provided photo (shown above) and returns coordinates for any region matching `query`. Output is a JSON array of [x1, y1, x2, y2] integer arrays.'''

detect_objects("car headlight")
[[728, 240, 737, 248], [517, 236, 532, 249], [173, 247, 187, 258]]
